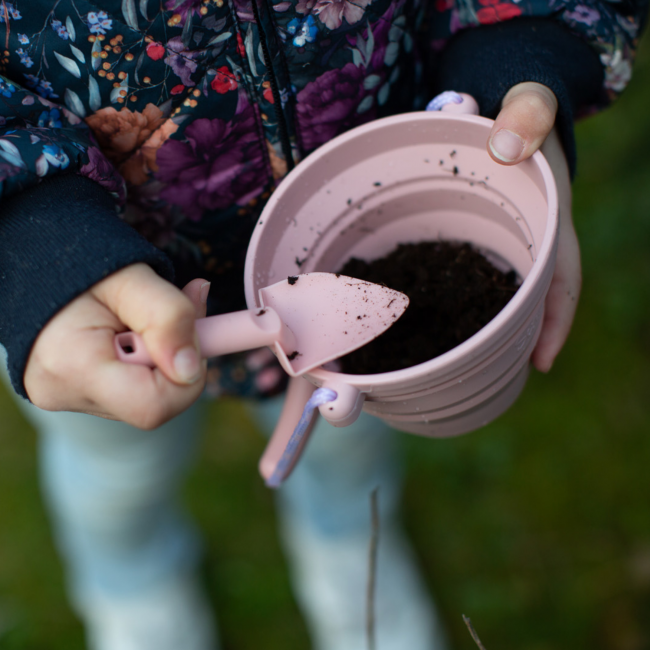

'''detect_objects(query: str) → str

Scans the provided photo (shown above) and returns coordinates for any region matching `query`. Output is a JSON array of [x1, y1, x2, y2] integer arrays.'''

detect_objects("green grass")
[[2, 35, 650, 650]]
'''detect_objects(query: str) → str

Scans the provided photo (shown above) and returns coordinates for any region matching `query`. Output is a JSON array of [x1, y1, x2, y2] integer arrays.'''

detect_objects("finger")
[[25, 289, 122, 409], [488, 82, 558, 165], [91, 263, 204, 386], [530, 126, 580, 372], [72, 347, 204, 429], [182, 278, 210, 319], [531, 214, 581, 372], [90, 350, 205, 429], [531, 280, 580, 373]]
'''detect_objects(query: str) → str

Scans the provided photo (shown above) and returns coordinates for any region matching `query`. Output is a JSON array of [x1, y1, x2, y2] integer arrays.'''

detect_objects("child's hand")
[[24, 263, 209, 429], [489, 82, 581, 372]]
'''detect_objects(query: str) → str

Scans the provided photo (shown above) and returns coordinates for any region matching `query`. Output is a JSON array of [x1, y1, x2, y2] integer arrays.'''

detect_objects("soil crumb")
[[338, 241, 520, 374]]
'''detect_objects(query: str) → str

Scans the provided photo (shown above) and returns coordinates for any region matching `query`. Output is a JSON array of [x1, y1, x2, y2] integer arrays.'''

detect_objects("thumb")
[[92, 263, 204, 385], [182, 278, 210, 319], [488, 82, 558, 165]]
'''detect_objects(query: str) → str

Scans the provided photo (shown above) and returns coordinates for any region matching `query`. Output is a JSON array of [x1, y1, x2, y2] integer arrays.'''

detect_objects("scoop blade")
[[260, 272, 409, 376]]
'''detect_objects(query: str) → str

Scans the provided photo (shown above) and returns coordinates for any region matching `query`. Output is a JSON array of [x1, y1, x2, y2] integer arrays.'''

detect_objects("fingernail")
[[199, 282, 211, 305], [490, 129, 524, 162], [174, 346, 201, 383]]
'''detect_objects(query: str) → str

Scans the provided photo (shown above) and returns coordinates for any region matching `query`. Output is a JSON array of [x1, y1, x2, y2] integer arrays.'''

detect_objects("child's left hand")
[[488, 82, 581, 373]]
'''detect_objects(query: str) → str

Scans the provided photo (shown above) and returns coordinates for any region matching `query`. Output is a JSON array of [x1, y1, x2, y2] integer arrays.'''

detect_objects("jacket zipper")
[[251, 0, 295, 172]]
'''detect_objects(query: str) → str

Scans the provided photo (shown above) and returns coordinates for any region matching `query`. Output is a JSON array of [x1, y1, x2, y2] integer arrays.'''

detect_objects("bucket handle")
[[259, 378, 364, 487]]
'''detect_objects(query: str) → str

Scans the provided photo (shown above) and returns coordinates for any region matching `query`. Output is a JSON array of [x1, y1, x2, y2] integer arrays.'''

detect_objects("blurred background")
[[1, 32, 650, 650]]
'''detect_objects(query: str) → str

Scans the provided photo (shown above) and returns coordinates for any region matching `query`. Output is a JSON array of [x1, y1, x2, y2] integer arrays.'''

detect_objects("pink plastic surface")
[[440, 92, 480, 115], [244, 111, 559, 438], [258, 376, 318, 482]]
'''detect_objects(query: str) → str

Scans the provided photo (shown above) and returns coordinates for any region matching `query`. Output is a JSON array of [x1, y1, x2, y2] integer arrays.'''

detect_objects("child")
[[0, 0, 645, 648]]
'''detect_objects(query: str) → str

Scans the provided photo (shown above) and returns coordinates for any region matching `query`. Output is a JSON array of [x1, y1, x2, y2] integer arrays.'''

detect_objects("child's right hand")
[[24, 263, 209, 429]]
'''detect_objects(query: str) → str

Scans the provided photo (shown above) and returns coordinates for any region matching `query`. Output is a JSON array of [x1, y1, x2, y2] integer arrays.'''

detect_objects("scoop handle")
[[114, 308, 295, 366]]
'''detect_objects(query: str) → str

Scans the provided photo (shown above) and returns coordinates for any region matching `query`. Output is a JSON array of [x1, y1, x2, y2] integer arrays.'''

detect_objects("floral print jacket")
[[0, 0, 647, 398]]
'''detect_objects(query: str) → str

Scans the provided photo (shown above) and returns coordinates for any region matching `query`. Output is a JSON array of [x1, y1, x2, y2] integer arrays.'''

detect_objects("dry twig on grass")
[[367, 487, 380, 650], [463, 614, 488, 650]]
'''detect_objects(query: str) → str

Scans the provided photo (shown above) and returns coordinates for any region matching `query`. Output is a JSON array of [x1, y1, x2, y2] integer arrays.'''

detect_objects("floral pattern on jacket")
[[0, 0, 422, 301], [0, 0, 647, 396], [0, 0, 646, 233]]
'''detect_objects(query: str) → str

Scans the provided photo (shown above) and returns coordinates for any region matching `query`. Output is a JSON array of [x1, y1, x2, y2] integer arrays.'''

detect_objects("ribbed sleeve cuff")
[[433, 17, 606, 177], [0, 174, 174, 398]]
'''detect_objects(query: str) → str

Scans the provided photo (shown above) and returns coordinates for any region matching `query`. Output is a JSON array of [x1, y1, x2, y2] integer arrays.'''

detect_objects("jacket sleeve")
[[0, 77, 173, 399], [429, 0, 649, 176]]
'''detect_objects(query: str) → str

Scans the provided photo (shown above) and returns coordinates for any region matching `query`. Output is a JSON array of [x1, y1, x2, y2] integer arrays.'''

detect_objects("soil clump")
[[337, 241, 520, 374]]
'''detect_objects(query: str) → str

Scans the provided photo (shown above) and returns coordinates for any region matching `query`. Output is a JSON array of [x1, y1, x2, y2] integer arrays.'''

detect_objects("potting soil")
[[337, 241, 521, 374]]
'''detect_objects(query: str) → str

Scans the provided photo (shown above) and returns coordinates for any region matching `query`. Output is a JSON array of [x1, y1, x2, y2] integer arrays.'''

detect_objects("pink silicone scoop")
[[114, 272, 409, 376]]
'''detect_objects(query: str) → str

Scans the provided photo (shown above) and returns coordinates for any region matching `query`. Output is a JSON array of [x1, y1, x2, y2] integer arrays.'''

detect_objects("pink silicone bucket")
[[245, 110, 558, 437]]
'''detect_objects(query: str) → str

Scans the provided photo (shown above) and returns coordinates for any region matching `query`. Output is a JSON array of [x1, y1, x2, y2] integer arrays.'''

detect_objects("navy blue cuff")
[[0, 174, 174, 399], [433, 17, 606, 177]]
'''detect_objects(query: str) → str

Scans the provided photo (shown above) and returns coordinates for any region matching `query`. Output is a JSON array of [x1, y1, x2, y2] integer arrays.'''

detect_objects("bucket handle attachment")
[[317, 381, 364, 427], [426, 91, 479, 116]]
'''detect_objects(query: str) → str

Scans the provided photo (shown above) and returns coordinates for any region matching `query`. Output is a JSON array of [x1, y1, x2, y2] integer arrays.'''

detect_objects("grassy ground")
[[2, 35, 650, 650]]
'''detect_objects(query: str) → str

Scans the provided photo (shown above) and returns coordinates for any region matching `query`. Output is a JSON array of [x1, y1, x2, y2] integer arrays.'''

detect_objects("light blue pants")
[[2, 348, 445, 649]]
